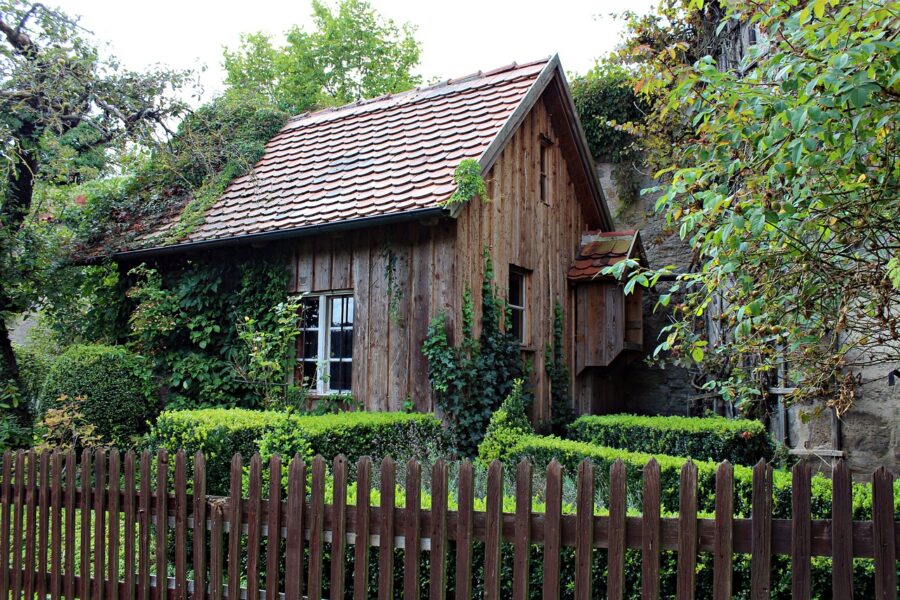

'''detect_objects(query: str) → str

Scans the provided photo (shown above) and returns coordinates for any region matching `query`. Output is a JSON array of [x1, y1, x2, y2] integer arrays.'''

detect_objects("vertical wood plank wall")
[[290, 94, 598, 417]]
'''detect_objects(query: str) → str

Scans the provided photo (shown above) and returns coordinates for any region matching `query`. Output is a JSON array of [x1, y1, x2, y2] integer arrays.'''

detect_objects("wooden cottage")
[[117, 56, 646, 419]]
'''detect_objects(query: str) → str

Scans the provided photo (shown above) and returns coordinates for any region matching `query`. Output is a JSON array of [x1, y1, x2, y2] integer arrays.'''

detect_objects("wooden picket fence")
[[0, 449, 896, 600]]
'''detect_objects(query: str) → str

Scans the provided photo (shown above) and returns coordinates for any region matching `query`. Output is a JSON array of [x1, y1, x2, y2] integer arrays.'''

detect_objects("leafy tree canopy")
[[606, 0, 900, 415], [223, 0, 422, 114]]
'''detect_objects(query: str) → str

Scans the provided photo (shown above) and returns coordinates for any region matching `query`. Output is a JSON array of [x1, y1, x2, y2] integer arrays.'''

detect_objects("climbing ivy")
[[440, 159, 489, 208], [422, 252, 528, 456], [381, 242, 403, 324], [540, 301, 574, 435]]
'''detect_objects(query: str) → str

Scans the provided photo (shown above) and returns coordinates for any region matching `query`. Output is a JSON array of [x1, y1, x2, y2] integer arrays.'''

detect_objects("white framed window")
[[296, 292, 354, 394], [508, 268, 528, 344]]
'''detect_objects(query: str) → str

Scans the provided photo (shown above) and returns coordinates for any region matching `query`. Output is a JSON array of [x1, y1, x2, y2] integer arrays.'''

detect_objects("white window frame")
[[296, 291, 353, 395], [508, 268, 528, 345]]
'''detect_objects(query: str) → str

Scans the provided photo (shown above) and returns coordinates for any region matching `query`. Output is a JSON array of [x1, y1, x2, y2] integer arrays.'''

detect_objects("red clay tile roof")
[[136, 58, 551, 250], [567, 230, 646, 281]]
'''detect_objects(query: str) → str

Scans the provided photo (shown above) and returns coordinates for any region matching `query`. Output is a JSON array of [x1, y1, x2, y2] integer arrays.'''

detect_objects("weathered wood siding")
[[290, 220, 455, 412], [454, 95, 600, 420]]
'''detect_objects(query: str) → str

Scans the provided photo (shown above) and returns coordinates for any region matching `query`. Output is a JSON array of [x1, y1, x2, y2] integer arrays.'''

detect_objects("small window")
[[539, 134, 553, 205], [508, 268, 527, 344], [296, 293, 354, 393]]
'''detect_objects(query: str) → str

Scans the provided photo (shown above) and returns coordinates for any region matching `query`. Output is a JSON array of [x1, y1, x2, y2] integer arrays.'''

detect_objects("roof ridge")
[[286, 57, 550, 126]]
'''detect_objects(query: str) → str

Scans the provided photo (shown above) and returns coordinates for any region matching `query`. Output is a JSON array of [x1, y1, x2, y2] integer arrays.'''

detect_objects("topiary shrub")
[[38, 344, 156, 448], [568, 413, 774, 466], [477, 379, 532, 465]]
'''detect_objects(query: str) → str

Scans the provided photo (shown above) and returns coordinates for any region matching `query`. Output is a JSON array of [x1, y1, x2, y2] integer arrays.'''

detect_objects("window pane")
[[330, 329, 353, 359], [509, 272, 522, 305], [300, 299, 319, 328], [511, 308, 523, 341], [329, 361, 351, 392], [300, 331, 318, 359], [331, 296, 354, 327], [298, 361, 318, 386]]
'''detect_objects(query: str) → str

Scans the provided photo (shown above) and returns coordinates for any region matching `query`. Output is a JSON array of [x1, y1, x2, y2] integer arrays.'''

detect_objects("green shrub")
[[478, 379, 532, 465], [38, 344, 156, 447], [569, 413, 774, 466], [13, 344, 53, 409], [508, 435, 896, 521], [151, 408, 449, 494]]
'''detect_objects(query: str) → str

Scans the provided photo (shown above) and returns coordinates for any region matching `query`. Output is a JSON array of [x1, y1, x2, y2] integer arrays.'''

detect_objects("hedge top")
[[570, 413, 768, 435]]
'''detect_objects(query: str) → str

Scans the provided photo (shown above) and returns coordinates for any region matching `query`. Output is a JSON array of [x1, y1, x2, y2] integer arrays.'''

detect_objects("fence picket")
[[607, 459, 626, 600], [713, 461, 733, 600], [51, 451, 63, 600], [791, 462, 811, 600], [79, 450, 91, 600], [156, 449, 168, 600], [174, 451, 188, 600], [831, 459, 853, 599], [542, 459, 562, 600], [512, 459, 533, 600], [25, 450, 37, 600], [307, 455, 326, 600], [0, 452, 10, 600], [38, 451, 50, 600], [138, 451, 151, 600], [226, 454, 242, 600], [404, 458, 421, 600], [124, 450, 136, 600], [484, 460, 503, 600], [353, 456, 371, 600], [209, 504, 224, 600], [284, 455, 306, 600], [265, 454, 281, 600], [454, 459, 473, 600], [64, 450, 76, 600], [330, 455, 348, 600], [193, 452, 207, 600], [676, 460, 697, 600], [575, 459, 594, 600], [871, 467, 896, 600], [750, 460, 772, 600], [108, 450, 121, 600], [429, 459, 448, 600], [378, 456, 396, 600], [642, 459, 661, 600], [246, 454, 263, 600]]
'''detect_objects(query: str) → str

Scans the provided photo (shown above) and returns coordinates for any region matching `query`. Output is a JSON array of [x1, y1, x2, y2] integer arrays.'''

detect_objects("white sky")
[[56, 0, 656, 102]]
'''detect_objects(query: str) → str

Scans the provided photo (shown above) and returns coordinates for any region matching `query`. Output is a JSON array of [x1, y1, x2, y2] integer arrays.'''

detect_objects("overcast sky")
[[57, 0, 656, 102]]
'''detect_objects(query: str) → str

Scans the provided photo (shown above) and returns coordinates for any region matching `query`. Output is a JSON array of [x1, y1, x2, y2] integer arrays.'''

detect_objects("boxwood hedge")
[[569, 413, 774, 466]]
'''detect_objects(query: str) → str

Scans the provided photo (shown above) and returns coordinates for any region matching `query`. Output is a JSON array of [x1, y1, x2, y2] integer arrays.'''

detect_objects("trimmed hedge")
[[38, 344, 156, 447], [150, 408, 449, 494], [507, 435, 897, 521], [569, 413, 774, 466]]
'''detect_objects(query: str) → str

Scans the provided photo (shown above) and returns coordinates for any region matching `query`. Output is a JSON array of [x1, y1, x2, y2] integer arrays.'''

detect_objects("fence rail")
[[0, 449, 896, 600]]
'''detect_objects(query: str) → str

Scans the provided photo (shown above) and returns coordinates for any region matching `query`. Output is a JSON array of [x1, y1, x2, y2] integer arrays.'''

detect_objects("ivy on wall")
[[439, 159, 489, 208], [422, 252, 529, 456], [540, 301, 574, 435]]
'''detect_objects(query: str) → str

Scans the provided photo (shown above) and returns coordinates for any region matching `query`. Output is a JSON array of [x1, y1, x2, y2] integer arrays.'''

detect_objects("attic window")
[[539, 134, 553, 205]]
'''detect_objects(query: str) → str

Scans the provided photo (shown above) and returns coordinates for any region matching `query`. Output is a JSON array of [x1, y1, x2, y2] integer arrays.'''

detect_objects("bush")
[[151, 408, 449, 494], [38, 344, 156, 447], [478, 380, 532, 465], [507, 435, 895, 521], [569, 413, 774, 466], [13, 344, 53, 409]]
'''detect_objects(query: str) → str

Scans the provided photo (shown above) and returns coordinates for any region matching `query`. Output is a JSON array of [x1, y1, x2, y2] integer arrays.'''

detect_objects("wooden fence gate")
[[0, 449, 897, 599]]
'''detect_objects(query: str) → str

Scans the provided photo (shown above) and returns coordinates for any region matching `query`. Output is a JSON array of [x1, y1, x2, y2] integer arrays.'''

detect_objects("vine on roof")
[[440, 159, 489, 208]]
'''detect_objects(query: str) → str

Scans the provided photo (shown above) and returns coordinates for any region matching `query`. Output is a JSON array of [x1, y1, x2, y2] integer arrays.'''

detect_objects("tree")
[[0, 0, 187, 428], [609, 0, 900, 415], [223, 0, 421, 114]]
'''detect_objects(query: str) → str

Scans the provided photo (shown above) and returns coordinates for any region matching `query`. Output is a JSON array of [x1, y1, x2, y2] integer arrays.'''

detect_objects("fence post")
[[226, 453, 242, 600], [124, 450, 137, 600], [193, 452, 207, 600], [209, 504, 224, 600], [0, 451, 10, 600], [108, 449, 121, 600], [50, 451, 63, 600], [677, 460, 698, 600], [353, 456, 371, 600], [512, 458, 533, 600], [156, 449, 168, 600], [174, 451, 188, 600], [330, 455, 348, 600], [429, 459, 448, 600], [266, 455, 281, 600], [791, 461, 811, 600], [404, 458, 422, 600], [454, 459, 473, 600], [713, 461, 733, 600], [831, 459, 852, 599], [138, 451, 151, 600], [750, 459, 772, 600], [484, 460, 503, 600], [378, 456, 396, 600], [25, 450, 37, 600], [307, 455, 326, 600], [65, 450, 77, 600], [872, 466, 896, 600], [542, 459, 563, 600], [79, 450, 91, 600], [642, 459, 661, 600], [607, 459, 626, 600], [246, 453, 263, 600], [38, 451, 50, 600], [284, 454, 306, 600], [575, 459, 594, 600]]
